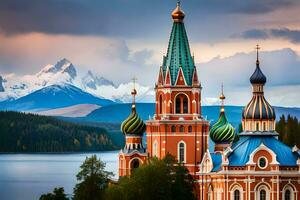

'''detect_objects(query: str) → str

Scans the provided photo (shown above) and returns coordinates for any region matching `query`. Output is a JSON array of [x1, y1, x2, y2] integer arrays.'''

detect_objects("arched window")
[[178, 141, 185, 163], [153, 141, 158, 157], [175, 94, 189, 114], [234, 190, 240, 200], [159, 95, 163, 114], [260, 189, 266, 200], [263, 122, 266, 131], [188, 126, 192, 132], [171, 125, 176, 133], [180, 125, 184, 132], [130, 159, 140, 173], [256, 123, 259, 131], [285, 189, 291, 200]]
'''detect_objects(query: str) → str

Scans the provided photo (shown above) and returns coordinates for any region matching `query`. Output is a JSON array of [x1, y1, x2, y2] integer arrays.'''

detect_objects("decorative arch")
[[254, 183, 271, 200], [247, 143, 279, 166], [230, 183, 244, 200], [177, 140, 186, 163], [174, 93, 190, 114], [129, 157, 144, 172], [282, 184, 296, 200], [207, 184, 213, 200]]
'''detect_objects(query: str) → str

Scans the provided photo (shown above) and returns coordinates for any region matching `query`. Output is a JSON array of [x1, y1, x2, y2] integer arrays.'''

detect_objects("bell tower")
[[146, 2, 209, 176]]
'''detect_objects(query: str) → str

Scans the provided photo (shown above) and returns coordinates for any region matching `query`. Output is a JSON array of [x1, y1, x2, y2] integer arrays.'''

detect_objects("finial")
[[131, 77, 137, 107], [177, 0, 181, 6], [255, 44, 260, 66], [220, 83, 225, 112]]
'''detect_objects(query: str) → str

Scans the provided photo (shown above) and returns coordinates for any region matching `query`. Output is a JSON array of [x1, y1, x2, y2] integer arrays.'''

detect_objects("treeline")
[[0, 111, 118, 152], [40, 154, 196, 200], [277, 115, 300, 147]]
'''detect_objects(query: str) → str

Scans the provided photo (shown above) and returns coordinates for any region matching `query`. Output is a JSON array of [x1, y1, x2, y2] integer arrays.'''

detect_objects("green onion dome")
[[121, 105, 146, 136], [210, 110, 235, 144]]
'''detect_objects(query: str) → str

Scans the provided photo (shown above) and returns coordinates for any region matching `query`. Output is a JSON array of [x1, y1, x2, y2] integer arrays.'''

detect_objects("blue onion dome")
[[210, 88, 235, 143], [120, 86, 146, 136], [242, 96, 276, 120], [250, 63, 266, 84], [250, 46, 266, 84]]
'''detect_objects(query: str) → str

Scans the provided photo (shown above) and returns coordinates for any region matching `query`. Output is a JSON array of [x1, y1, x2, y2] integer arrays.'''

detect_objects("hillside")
[[85, 103, 300, 128], [0, 111, 119, 153]]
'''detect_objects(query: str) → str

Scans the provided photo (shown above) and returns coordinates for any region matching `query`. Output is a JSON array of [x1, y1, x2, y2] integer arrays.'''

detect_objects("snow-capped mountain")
[[0, 84, 114, 111], [0, 58, 153, 103]]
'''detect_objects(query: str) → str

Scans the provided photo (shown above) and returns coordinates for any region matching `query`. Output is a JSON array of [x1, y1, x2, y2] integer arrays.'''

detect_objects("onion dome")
[[120, 80, 146, 136], [242, 95, 275, 120], [172, 1, 185, 22], [210, 87, 235, 143], [250, 64, 266, 84]]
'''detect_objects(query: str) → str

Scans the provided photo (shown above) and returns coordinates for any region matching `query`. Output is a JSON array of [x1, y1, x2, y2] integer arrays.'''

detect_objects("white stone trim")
[[246, 143, 279, 165]]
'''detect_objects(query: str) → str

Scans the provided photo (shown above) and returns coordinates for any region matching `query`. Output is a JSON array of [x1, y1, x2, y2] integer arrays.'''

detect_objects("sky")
[[0, 0, 300, 107]]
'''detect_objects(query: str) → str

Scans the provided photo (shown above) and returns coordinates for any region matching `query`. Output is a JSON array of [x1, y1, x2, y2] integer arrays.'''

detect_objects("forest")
[[277, 115, 300, 147], [0, 111, 118, 152]]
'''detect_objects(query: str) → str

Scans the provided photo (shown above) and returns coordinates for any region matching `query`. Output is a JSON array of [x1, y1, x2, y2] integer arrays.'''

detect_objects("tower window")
[[175, 94, 189, 114], [258, 157, 267, 169], [180, 125, 184, 132], [178, 142, 185, 163], [263, 122, 266, 131], [234, 190, 240, 200], [188, 126, 192, 132], [171, 125, 176, 133], [256, 123, 259, 131], [159, 95, 163, 114], [153, 141, 158, 157]]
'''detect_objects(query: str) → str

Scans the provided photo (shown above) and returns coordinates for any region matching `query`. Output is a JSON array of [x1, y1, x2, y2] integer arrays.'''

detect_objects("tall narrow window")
[[171, 125, 176, 133], [234, 190, 240, 200], [263, 122, 266, 131], [285, 189, 291, 200], [188, 126, 192, 132], [260, 189, 266, 200], [208, 186, 213, 200], [159, 95, 163, 114], [178, 142, 185, 163], [180, 125, 184, 132], [176, 97, 181, 113], [183, 97, 188, 113], [256, 123, 259, 131]]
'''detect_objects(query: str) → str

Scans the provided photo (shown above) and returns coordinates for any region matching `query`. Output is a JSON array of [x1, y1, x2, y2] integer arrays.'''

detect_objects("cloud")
[[0, 33, 157, 85], [198, 48, 300, 106], [0, 0, 297, 37], [239, 29, 269, 39], [238, 28, 300, 43]]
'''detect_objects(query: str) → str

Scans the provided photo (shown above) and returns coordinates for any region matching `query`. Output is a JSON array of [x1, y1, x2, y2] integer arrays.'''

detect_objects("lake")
[[0, 151, 119, 200]]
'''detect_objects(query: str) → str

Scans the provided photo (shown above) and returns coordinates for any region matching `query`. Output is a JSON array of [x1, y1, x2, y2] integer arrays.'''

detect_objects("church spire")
[[162, 2, 195, 86]]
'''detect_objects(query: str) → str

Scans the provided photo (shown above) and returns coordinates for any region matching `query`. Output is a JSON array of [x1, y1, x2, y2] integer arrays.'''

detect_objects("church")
[[118, 2, 300, 200]]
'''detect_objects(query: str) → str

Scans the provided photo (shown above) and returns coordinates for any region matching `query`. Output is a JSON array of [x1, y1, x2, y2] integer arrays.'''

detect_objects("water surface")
[[0, 151, 118, 200]]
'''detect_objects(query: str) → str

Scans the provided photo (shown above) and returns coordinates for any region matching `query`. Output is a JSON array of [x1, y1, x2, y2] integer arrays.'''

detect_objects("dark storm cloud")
[[0, 0, 296, 37], [238, 28, 300, 43], [270, 28, 300, 43], [240, 29, 269, 39]]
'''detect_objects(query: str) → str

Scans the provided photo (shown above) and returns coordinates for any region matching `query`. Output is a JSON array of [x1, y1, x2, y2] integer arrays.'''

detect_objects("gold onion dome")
[[172, 1, 185, 22], [210, 90, 235, 143], [120, 84, 146, 136]]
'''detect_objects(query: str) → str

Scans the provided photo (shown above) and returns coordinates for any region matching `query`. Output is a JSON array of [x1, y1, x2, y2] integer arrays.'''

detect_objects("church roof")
[[229, 135, 299, 167], [162, 3, 195, 86]]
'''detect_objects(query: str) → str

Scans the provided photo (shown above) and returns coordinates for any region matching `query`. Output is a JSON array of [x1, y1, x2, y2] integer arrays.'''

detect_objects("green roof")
[[162, 22, 195, 86]]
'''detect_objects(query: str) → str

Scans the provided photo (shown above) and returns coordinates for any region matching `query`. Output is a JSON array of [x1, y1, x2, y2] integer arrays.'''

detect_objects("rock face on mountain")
[[82, 70, 115, 90], [0, 76, 4, 92]]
